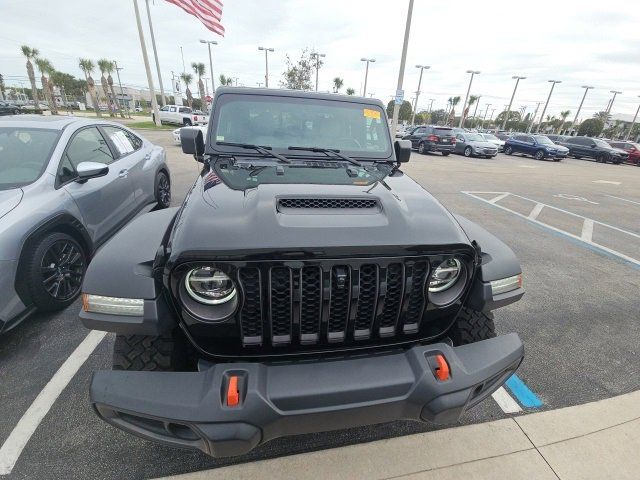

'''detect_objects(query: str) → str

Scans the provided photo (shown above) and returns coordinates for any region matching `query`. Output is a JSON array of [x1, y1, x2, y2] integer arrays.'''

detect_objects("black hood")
[[167, 166, 472, 263]]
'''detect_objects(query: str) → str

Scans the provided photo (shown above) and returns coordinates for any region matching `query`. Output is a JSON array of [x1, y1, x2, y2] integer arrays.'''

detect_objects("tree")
[[578, 118, 604, 137], [21, 46, 40, 105], [414, 111, 430, 125], [386, 100, 413, 122], [332, 77, 344, 93], [280, 49, 313, 90], [98, 59, 123, 118], [495, 110, 521, 125], [180, 72, 193, 107], [346, 87, 355, 95], [79, 58, 101, 116], [35, 57, 56, 114], [218, 74, 233, 86], [192, 62, 206, 109], [445, 96, 460, 125], [97, 59, 115, 117], [593, 111, 611, 123], [557, 110, 571, 133], [463, 95, 479, 125], [430, 108, 447, 125]]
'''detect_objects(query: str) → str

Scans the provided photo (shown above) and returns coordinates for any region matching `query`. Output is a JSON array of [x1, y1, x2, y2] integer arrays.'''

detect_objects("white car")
[[173, 125, 208, 145], [480, 133, 505, 152], [155, 105, 207, 126]]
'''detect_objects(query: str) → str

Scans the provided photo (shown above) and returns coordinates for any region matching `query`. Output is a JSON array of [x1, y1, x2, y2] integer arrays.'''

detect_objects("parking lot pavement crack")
[[512, 420, 562, 480]]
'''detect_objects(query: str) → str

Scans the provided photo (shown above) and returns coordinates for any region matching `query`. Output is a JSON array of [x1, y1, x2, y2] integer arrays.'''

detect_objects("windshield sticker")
[[363, 108, 381, 120], [216, 135, 225, 141]]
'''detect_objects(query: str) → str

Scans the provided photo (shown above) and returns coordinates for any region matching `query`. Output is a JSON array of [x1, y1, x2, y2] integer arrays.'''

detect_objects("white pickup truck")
[[154, 105, 207, 126]]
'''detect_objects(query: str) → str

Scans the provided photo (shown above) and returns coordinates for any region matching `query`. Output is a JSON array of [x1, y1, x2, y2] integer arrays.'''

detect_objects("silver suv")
[[0, 115, 170, 333]]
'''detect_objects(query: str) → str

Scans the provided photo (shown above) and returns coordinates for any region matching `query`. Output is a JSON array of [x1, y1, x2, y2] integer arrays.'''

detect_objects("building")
[[86, 85, 154, 110]]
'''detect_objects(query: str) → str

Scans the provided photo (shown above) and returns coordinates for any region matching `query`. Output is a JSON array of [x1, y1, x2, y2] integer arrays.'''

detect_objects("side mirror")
[[76, 161, 108, 181], [590, 144, 596, 148], [394, 139, 411, 163], [180, 127, 205, 160]]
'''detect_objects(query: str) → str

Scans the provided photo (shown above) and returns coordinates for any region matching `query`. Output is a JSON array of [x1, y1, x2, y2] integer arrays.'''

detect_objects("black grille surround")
[[172, 254, 475, 359]]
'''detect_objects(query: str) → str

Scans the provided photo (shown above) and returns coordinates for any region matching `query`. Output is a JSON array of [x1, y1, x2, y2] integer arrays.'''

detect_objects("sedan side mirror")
[[394, 139, 411, 163], [76, 161, 109, 181], [180, 127, 205, 161]]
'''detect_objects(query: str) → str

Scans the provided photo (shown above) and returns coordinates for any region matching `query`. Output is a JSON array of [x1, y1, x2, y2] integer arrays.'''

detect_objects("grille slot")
[[379, 263, 404, 337], [353, 264, 378, 339], [299, 267, 322, 344], [269, 267, 292, 345], [238, 268, 263, 345], [403, 262, 428, 333], [327, 266, 351, 342], [278, 198, 379, 210]]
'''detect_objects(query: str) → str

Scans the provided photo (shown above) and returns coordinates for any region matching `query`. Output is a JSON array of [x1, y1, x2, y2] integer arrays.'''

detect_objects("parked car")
[[454, 132, 498, 158], [172, 124, 208, 145], [494, 132, 512, 141], [544, 134, 569, 144], [0, 115, 170, 334], [562, 136, 628, 164], [403, 125, 456, 155], [0, 101, 21, 116], [80, 87, 525, 458], [153, 105, 207, 126], [480, 133, 505, 152], [607, 140, 640, 166], [504, 134, 569, 161]]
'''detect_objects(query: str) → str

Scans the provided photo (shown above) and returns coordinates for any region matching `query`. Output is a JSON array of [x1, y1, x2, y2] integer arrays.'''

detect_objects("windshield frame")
[[207, 92, 394, 161], [0, 126, 62, 190]]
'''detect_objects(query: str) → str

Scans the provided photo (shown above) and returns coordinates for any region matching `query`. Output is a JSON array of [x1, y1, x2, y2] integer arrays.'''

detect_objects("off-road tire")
[[183, 118, 192, 126], [464, 146, 472, 157], [418, 142, 426, 154], [449, 307, 496, 346], [504, 145, 513, 155], [113, 333, 187, 371]]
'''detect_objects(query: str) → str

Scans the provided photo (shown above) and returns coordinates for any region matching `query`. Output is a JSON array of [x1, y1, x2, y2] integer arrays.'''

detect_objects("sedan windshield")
[[0, 127, 60, 190], [482, 134, 499, 141], [534, 135, 554, 145], [211, 94, 392, 159], [466, 133, 485, 141]]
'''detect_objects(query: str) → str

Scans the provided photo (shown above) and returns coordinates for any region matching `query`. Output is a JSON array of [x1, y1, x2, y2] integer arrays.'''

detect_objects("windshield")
[[593, 138, 612, 148], [482, 134, 499, 141], [466, 133, 484, 141], [0, 127, 60, 190], [534, 136, 554, 145], [211, 94, 392, 158]]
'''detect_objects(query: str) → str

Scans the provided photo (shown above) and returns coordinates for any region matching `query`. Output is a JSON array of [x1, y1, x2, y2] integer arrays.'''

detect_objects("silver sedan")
[[0, 115, 170, 333], [454, 132, 499, 158]]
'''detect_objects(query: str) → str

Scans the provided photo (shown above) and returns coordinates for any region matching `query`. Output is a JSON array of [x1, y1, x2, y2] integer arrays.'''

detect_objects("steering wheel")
[[336, 138, 362, 149]]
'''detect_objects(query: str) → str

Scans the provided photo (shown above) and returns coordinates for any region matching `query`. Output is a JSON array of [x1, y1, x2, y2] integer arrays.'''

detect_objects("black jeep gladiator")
[[80, 87, 525, 458]]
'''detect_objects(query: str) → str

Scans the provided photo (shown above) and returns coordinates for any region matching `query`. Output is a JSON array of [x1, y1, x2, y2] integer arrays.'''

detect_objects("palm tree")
[[466, 95, 479, 126], [180, 73, 194, 107], [593, 111, 611, 123], [44, 65, 59, 115], [104, 60, 124, 118], [446, 96, 460, 125], [97, 59, 115, 117], [191, 62, 206, 109], [218, 74, 233, 86], [34, 57, 56, 113], [557, 110, 571, 133], [346, 87, 355, 96], [21, 46, 40, 105], [78, 58, 101, 117], [332, 77, 344, 93]]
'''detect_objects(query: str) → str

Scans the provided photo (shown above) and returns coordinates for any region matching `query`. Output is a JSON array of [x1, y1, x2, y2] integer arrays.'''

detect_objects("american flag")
[[165, 0, 225, 36]]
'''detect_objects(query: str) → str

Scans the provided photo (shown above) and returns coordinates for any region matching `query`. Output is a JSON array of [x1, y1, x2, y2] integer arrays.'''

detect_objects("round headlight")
[[184, 267, 236, 304], [428, 258, 462, 293]]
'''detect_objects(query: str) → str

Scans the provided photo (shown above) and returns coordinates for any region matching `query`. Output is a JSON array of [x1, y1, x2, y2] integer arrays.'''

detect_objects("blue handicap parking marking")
[[505, 374, 543, 408]]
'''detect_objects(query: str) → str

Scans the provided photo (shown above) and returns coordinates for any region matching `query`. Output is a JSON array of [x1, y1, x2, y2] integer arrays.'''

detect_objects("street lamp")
[[624, 96, 640, 141], [258, 46, 274, 88], [411, 64, 430, 125], [460, 70, 480, 127], [360, 58, 376, 97], [536, 80, 561, 133], [607, 90, 622, 115], [428, 98, 435, 113], [310, 52, 326, 92], [572, 85, 593, 130], [200, 40, 218, 94], [482, 103, 491, 125], [502, 75, 526, 129]]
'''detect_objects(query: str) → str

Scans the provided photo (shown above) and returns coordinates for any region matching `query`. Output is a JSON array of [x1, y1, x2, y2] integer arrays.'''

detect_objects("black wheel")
[[613, 159, 621, 165], [449, 307, 496, 346], [464, 146, 473, 157], [26, 232, 86, 312], [573, 155, 582, 159], [155, 171, 171, 209], [596, 153, 607, 163], [13, 109, 20, 115], [418, 142, 426, 154], [183, 118, 192, 126], [534, 149, 545, 160], [554, 158, 561, 162], [441, 152, 450, 156], [504, 145, 513, 155], [113, 333, 187, 371]]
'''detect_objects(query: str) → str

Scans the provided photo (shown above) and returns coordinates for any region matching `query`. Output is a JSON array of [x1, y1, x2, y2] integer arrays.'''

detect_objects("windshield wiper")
[[216, 141, 291, 164], [287, 146, 362, 167]]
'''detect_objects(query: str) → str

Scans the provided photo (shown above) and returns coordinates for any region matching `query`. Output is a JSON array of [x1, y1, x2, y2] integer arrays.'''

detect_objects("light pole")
[[527, 102, 542, 133], [502, 75, 526, 129], [536, 80, 561, 133], [606, 90, 622, 115], [411, 64, 430, 125], [258, 46, 274, 88], [133, 0, 160, 126], [572, 85, 593, 133], [311, 52, 326, 91], [113, 60, 130, 118], [360, 58, 376, 97], [390, 0, 414, 136], [489, 108, 496, 121], [482, 103, 491, 126], [428, 98, 435, 113], [256, 82, 263, 87], [459, 70, 480, 127], [200, 40, 218, 94], [624, 96, 640, 141]]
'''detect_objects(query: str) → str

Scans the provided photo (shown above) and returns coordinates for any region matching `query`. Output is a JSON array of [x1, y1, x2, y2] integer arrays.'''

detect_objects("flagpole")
[[145, 0, 166, 106], [133, 0, 161, 126]]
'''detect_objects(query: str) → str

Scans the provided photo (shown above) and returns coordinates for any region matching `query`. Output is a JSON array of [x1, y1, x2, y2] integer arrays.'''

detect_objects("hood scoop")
[[277, 197, 382, 215]]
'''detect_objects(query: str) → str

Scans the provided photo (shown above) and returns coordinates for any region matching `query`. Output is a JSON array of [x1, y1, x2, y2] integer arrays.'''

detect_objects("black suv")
[[80, 88, 525, 458], [0, 100, 21, 116], [403, 125, 456, 155], [562, 136, 628, 164]]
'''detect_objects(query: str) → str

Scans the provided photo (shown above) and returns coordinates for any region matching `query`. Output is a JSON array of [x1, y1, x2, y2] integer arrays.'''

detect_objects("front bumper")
[[91, 333, 524, 457]]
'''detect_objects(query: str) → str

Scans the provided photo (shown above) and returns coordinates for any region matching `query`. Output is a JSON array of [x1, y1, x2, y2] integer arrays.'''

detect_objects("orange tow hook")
[[434, 354, 450, 381], [227, 375, 240, 407]]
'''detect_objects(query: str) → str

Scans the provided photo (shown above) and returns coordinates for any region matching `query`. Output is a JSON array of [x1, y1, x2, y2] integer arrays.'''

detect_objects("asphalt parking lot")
[[1, 130, 638, 479]]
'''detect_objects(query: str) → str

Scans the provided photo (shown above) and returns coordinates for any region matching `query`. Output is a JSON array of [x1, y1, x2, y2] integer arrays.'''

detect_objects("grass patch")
[[127, 121, 175, 130]]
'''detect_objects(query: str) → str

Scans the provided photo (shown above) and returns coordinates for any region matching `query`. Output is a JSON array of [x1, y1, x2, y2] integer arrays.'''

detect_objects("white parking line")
[[0, 330, 107, 475], [528, 203, 545, 220], [491, 387, 523, 414], [488, 193, 510, 204], [581, 219, 594, 242], [606, 194, 640, 206], [593, 180, 621, 185]]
